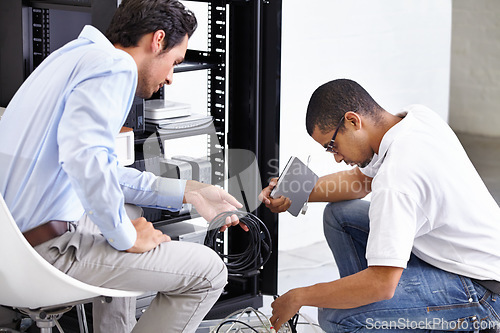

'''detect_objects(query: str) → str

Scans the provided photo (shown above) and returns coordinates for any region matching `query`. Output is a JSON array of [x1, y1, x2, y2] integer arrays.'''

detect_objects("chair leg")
[[75, 304, 89, 333], [35, 317, 55, 333], [19, 307, 71, 333]]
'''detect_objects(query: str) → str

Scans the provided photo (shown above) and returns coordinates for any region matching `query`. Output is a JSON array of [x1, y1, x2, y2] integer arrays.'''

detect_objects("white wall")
[[449, 0, 500, 137], [278, 0, 452, 251]]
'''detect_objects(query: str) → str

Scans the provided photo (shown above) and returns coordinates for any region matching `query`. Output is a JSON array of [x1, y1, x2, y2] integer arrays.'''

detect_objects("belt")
[[23, 220, 71, 247], [474, 279, 500, 295]]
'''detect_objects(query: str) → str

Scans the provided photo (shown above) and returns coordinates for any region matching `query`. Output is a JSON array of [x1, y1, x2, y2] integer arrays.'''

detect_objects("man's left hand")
[[184, 180, 248, 232], [270, 290, 302, 331]]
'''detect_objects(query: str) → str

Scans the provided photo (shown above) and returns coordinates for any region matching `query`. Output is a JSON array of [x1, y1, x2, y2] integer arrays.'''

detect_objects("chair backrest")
[[0, 193, 143, 309]]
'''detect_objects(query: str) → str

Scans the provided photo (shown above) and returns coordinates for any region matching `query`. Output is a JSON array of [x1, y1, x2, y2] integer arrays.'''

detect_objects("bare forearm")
[[308, 168, 372, 203], [274, 266, 402, 317], [296, 267, 402, 309]]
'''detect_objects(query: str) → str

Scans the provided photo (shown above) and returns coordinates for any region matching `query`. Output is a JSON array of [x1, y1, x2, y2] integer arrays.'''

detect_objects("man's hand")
[[184, 180, 248, 232], [271, 266, 404, 330], [125, 217, 170, 253], [270, 289, 302, 331], [258, 177, 291, 214]]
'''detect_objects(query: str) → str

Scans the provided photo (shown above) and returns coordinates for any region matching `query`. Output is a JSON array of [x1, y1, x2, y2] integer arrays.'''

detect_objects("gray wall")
[[450, 0, 500, 137]]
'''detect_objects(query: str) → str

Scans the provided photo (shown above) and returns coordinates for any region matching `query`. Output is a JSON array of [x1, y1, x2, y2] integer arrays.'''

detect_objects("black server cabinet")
[[0, 0, 118, 107], [227, 0, 281, 299]]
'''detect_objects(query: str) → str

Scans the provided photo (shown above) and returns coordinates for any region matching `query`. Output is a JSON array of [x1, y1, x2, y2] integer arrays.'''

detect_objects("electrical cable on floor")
[[204, 210, 272, 276], [215, 320, 260, 333], [207, 306, 324, 332], [208, 307, 291, 333]]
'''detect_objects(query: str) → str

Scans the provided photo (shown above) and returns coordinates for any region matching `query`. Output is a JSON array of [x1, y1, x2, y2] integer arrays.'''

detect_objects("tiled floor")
[[254, 131, 500, 331]]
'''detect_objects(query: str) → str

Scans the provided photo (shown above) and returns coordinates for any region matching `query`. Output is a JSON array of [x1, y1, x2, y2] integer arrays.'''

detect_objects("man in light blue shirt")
[[0, 0, 244, 332]]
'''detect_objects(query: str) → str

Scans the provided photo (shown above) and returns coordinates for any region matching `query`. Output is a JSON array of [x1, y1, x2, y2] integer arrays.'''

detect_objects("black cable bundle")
[[204, 210, 272, 276]]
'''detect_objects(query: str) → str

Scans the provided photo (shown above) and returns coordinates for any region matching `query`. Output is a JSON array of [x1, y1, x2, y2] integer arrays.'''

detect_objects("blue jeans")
[[319, 199, 500, 332]]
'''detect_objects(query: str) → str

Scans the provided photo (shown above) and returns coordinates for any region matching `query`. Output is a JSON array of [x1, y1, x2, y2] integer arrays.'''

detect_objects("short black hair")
[[106, 0, 197, 51], [306, 79, 383, 136]]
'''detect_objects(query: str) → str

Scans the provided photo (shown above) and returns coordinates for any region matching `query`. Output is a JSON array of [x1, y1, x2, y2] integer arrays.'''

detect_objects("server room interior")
[[2, 1, 500, 333]]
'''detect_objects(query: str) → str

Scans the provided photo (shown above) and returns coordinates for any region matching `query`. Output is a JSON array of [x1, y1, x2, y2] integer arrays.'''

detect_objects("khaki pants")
[[34, 210, 227, 333]]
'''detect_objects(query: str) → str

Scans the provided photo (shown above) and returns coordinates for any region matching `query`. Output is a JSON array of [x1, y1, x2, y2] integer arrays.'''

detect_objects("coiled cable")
[[204, 210, 272, 276]]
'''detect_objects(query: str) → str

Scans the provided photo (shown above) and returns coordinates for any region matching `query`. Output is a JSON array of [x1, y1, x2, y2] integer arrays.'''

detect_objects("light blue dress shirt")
[[0, 26, 186, 251]]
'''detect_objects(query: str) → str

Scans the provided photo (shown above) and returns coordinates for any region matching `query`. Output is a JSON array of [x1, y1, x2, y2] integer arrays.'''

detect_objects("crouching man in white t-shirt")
[[260, 79, 500, 332]]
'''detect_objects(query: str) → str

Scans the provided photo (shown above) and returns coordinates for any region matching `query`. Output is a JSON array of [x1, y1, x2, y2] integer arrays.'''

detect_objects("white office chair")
[[0, 193, 144, 332]]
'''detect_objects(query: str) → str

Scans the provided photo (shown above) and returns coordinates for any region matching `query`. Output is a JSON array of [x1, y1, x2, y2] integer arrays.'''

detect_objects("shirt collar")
[[377, 110, 410, 159], [363, 110, 410, 172], [78, 25, 114, 49]]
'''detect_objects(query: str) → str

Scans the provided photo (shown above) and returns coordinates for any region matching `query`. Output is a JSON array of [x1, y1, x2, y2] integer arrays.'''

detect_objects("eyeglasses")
[[325, 115, 345, 153]]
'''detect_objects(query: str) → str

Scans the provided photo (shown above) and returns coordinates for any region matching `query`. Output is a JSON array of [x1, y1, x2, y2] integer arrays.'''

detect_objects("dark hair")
[[305, 79, 383, 136], [106, 0, 197, 51]]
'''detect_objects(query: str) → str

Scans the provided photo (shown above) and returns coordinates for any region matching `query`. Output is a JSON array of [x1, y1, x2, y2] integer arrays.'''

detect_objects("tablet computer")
[[270, 156, 318, 216]]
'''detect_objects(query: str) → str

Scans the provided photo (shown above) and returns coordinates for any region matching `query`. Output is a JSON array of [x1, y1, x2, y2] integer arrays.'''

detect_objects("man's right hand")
[[258, 177, 292, 214], [125, 217, 170, 253]]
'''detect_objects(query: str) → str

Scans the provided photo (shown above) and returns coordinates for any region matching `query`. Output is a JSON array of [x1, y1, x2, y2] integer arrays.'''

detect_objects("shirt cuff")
[[100, 215, 137, 251], [153, 176, 186, 211], [367, 257, 408, 269]]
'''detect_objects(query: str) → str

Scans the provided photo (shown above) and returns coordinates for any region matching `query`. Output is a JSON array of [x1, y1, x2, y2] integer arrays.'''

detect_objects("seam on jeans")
[[426, 277, 475, 312], [426, 301, 478, 312], [332, 220, 367, 273], [479, 292, 500, 321], [346, 234, 364, 272], [480, 290, 491, 303], [340, 222, 369, 272], [459, 275, 472, 301], [338, 221, 369, 235]]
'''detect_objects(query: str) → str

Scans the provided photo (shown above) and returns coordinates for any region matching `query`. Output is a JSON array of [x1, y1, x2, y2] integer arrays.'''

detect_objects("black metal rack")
[[135, 0, 283, 314], [227, 0, 282, 298]]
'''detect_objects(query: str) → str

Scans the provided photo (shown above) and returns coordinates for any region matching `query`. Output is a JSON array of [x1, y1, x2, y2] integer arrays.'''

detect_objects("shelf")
[[151, 212, 201, 228], [174, 61, 216, 73], [30, 0, 91, 9], [134, 125, 217, 145]]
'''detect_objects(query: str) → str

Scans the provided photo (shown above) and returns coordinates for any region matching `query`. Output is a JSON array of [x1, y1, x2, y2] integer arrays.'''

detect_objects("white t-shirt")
[[360, 104, 500, 281]]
